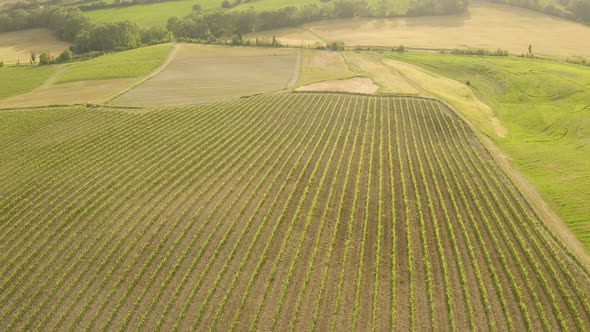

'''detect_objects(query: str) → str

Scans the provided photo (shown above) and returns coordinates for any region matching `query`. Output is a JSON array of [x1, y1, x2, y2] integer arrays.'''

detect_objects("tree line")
[[0, 6, 168, 54]]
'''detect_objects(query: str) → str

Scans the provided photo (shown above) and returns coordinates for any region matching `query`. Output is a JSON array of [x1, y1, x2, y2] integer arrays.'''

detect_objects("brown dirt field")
[[111, 44, 298, 106], [2, 94, 590, 331], [0, 29, 69, 65]]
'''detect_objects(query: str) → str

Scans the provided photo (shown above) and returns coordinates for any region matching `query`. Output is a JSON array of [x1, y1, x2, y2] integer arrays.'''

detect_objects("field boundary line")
[[104, 43, 179, 105]]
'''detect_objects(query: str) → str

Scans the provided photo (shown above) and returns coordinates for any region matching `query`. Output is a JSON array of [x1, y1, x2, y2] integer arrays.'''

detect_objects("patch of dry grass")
[[298, 49, 356, 86], [0, 29, 69, 65], [0, 79, 136, 108], [296, 77, 379, 94]]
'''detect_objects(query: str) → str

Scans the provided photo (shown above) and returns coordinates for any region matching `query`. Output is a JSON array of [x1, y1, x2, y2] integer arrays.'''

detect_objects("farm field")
[[85, 0, 204, 27], [83, 0, 411, 28], [297, 49, 356, 86], [1, 93, 589, 330], [387, 53, 590, 253], [57, 43, 174, 83], [0, 65, 57, 101], [112, 44, 299, 106], [270, 0, 590, 59], [0, 29, 69, 65], [0, 44, 174, 108]]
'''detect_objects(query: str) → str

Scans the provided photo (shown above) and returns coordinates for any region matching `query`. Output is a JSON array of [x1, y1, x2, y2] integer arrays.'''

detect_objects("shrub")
[[39, 52, 51, 65]]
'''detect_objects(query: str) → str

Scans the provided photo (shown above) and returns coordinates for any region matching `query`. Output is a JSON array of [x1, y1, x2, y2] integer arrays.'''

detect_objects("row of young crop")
[[426, 99, 590, 330], [135, 93, 316, 331], [431, 100, 590, 329], [10, 96, 264, 330], [2, 94, 590, 330], [0, 94, 282, 328], [81, 94, 313, 331], [97, 94, 311, 331], [179, 94, 336, 331]]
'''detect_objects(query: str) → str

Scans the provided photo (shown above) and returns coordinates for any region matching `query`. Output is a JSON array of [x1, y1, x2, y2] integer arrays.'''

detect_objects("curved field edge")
[[0, 93, 589, 331], [387, 52, 590, 258]]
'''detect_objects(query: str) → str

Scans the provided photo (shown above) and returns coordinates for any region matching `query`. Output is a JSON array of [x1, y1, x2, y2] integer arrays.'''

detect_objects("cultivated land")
[[0, 44, 173, 108], [112, 44, 299, 106], [1, 93, 589, 331], [0, 65, 57, 100], [271, 0, 590, 59], [0, 29, 69, 65], [387, 53, 590, 252]]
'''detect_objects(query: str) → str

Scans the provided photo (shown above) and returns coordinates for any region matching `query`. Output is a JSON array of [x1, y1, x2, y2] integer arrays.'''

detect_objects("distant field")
[[112, 44, 298, 106], [298, 49, 356, 86], [84, 0, 412, 28], [0, 44, 173, 108], [0, 65, 57, 101], [57, 43, 173, 83], [85, 0, 202, 27], [275, 0, 590, 59], [390, 53, 590, 252], [1, 94, 589, 330], [0, 29, 69, 65]]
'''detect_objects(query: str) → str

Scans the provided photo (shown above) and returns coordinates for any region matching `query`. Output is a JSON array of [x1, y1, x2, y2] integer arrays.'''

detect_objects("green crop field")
[[0, 65, 57, 101], [1, 93, 589, 330], [56, 43, 173, 84], [389, 53, 590, 252]]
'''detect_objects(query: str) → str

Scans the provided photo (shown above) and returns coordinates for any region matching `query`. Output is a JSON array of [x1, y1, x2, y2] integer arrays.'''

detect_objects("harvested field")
[[296, 77, 379, 94], [1, 93, 589, 330], [0, 29, 69, 65], [275, 0, 590, 59], [0, 78, 136, 108], [112, 44, 299, 106], [298, 49, 356, 86]]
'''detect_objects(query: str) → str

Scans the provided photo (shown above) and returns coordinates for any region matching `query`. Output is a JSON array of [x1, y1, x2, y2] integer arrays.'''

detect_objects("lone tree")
[[528, 44, 532, 54], [30, 51, 36, 63], [39, 52, 51, 65]]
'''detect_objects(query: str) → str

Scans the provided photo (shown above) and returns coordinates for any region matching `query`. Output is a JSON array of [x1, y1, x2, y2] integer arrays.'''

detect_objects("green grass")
[[85, 1, 205, 27], [0, 65, 57, 101], [57, 43, 173, 83], [390, 52, 590, 251], [83, 0, 411, 27]]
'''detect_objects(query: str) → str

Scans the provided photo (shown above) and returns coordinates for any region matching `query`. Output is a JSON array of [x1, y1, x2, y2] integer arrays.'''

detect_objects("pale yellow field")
[[0, 78, 136, 108], [298, 49, 356, 86], [296, 77, 379, 94], [273, 0, 590, 59], [0, 29, 69, 65], [112, 44, 299, 106]]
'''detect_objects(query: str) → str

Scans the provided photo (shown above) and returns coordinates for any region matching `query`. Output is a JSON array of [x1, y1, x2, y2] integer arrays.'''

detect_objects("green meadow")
[[0, 65, 57, 101], [57, 43, 173, 83]]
